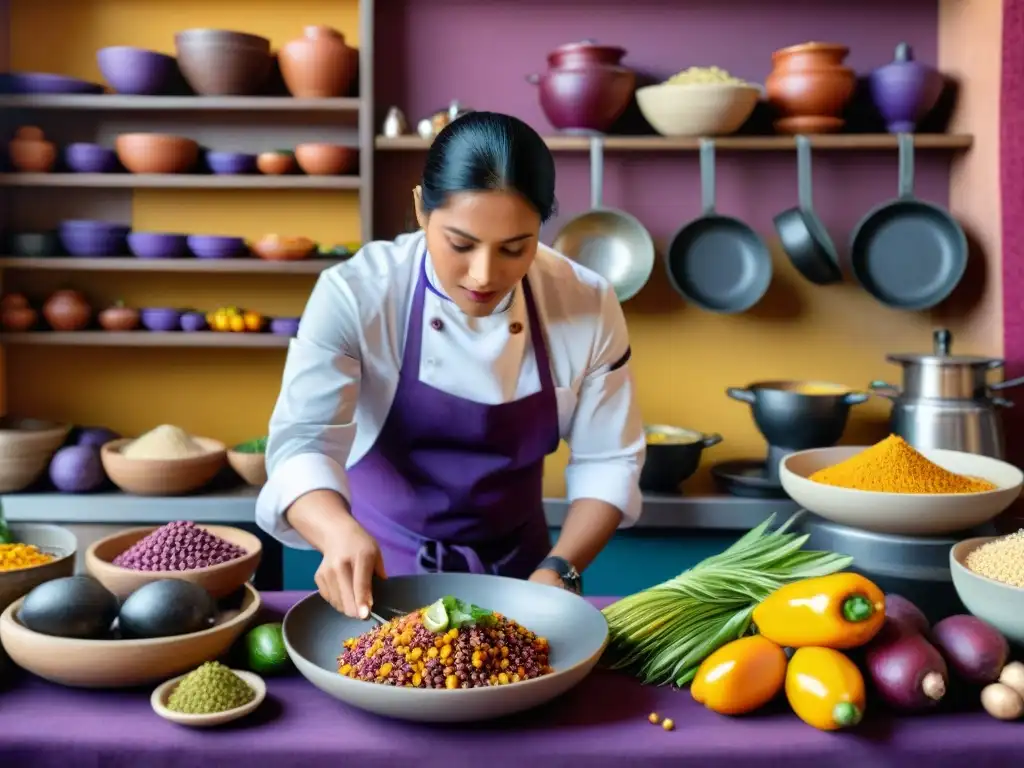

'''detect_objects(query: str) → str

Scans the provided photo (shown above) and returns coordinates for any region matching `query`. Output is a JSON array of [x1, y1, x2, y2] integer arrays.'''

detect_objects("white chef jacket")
[[255, 230, 645, 549]]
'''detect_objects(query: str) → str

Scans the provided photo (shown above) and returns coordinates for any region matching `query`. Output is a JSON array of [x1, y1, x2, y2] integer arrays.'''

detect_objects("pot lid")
[[886, 328, 1003, 367]]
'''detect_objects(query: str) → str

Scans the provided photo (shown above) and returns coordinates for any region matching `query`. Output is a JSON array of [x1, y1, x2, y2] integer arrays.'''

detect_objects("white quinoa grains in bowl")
[[964, 530, 1024, 588]]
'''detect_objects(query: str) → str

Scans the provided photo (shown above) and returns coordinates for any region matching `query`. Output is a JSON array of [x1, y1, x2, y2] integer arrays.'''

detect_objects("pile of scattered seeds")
[[167, 661, 255, 715], [964, 530, 1024, 588], [113, 521, 246, 571]]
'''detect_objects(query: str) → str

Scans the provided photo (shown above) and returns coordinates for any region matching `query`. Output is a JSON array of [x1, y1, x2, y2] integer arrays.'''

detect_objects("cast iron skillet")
[[665, 139, 772, 313], [773, 135, 842, 285], [849, 133, 967, 310]]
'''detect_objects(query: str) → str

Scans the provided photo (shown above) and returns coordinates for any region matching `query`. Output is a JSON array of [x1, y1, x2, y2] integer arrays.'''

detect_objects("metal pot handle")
[[701, 433, 724, 448], [869, 380, 901, 399], [843, 392, 870, 405], [990, 374, 1024, 392], [589, 136, 605, 211], [726, 387, 755, 403], [699, 138, 717, 217], [993, 397, 1015, 409]]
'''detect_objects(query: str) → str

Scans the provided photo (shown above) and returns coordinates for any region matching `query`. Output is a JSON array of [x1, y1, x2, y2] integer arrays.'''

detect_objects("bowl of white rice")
[[101, 424, 226, 496], [950, 532, 1024, 646]]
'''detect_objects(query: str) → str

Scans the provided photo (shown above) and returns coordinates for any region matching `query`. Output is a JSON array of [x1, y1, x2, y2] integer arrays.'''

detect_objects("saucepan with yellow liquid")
[[640, 425, 723, 494]]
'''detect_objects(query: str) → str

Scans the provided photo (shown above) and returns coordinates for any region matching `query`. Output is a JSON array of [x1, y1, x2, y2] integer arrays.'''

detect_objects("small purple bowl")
[[97, 47, 178, 96], [64, 143, 119, 174], [206, 151, 257, 175], [127, 232, 190, 259], [270, 317, 301, 337], [140, 308, 181, 332], [187, 235, 247, 259], [0, 72, 104, 94], [180, 311, 208, 332], [58, 220, 130, 257]]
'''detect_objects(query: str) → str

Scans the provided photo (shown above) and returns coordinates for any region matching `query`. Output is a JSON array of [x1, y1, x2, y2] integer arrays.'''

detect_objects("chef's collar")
[[424, 251, 516, 315]]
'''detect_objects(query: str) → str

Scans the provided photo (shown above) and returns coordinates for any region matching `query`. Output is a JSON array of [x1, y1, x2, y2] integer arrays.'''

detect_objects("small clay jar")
[[98, 301, 140, 331], [0, 293, 38, 331], [278, 26, 357, 98], [9, 125, 57, 173], [765, 42, 856, 134], [257, 151, 296, 175], [43, 290, 92, 331]]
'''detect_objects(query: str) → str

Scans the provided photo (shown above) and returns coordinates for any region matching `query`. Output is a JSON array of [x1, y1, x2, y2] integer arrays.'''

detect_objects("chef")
[[255, 110, 645, 619]]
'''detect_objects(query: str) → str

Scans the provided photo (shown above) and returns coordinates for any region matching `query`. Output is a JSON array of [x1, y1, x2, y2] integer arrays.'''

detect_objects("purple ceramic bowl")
[[140, 308, 182, 332], [180, 311, 208, 332], [64, 143, 119, 174], [97, 47, 178, 96], [187, 235, 247, 259], [127, 232, 190, 259], [58, 220, 130, 257], [206, 151, 257, 175], [0, 72, 104, 94], [270, 317, 301, 336]]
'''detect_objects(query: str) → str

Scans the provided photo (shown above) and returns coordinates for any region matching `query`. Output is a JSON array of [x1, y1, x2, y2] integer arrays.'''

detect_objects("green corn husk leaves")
[[601, 512, 853, 687]]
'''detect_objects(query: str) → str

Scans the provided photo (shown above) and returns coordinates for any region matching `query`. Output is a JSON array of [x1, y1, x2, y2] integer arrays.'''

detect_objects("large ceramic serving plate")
[[283, 573, 608, 723], [780, 446, 1023, 535]]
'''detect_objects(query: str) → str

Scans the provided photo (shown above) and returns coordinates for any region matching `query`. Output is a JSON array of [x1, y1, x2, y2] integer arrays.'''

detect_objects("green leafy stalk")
[[601, 513, 853, 687], [0, 500, 12, 544]]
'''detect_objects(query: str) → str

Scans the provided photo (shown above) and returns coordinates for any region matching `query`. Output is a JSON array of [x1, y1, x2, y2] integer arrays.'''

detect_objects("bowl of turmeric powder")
[[0, 523, 77, 615], [778, 435, 1023, 535]]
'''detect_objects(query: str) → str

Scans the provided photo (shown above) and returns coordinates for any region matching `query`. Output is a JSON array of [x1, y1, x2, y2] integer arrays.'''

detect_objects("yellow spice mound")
[[808, 435, 997, 494]]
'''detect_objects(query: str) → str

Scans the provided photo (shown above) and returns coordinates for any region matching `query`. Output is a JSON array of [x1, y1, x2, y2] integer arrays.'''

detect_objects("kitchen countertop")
[[0, 591, 1017, 768], [0, 489, 799, 531]]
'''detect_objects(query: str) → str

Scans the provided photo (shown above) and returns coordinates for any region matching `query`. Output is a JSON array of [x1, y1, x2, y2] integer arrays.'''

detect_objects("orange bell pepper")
[[785, 647, 866, 731], [691, 635, 788, 716], [242, 310, 263, 332], [752, 572, 885, 649]]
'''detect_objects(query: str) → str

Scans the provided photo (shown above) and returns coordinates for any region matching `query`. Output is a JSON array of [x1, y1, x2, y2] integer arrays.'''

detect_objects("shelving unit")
[[0, 257, 343, 274], [0, 95, 361, 112], [0, 331, 292, 348], [0, 173, 361, 189]]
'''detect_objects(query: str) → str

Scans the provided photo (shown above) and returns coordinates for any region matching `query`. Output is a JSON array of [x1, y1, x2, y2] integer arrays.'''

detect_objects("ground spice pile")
[[167, 661, 255, 714], [808, 434, 997, 494], [965, 530, 1024, 588], [0, 543, 55, 572]]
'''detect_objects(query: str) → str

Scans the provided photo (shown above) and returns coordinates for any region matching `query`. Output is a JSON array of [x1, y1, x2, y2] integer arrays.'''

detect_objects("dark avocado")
[[18, 575, 120, 639], [117, 579, 217, 639]]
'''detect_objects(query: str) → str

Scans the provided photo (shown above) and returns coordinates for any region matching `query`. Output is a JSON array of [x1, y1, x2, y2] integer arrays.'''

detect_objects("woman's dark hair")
[[420, 111, 557, 222]]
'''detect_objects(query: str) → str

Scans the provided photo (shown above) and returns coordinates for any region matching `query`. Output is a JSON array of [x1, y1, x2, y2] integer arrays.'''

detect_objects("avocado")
[[19, 576, 120, 639], [117, 579, 217, 639]]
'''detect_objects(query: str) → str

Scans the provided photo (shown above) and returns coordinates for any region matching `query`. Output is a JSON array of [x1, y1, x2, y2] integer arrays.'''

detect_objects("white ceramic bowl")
[[950, 537, 1024, 646], [151, 668, 266, 727], [636, 82, 761, 137], [779, 446, 1023, 535]]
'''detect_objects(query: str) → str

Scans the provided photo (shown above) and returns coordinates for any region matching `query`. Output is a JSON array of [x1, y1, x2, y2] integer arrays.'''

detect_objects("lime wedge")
[[422, 599, 449, 633]]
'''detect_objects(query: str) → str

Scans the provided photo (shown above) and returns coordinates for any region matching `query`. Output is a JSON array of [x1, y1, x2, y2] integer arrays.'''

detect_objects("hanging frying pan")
[[665, 139, 772, 313], [773, 135, 842, 285], [849, 133, 967, 310], [553, 136, 655, 302]]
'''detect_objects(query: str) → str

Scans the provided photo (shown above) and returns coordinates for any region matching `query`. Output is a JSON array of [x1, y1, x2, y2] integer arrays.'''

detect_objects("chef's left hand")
[[529, 568, 565, 589]]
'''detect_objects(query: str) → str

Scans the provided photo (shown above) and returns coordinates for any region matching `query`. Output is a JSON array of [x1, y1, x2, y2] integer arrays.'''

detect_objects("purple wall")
[[371, 0, 947, 251]]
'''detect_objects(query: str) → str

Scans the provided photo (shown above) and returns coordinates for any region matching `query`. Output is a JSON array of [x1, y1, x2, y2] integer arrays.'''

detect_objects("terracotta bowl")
[[0, 417, 69, 458], [175, 32, 272, 97], [0, 523, 77, 615], [227, 450, 267, 486], [294, 143, 358, 175], [100, 436, 226, 496], [250, 235, 315, 261], [0, 582, 261, 688], [256, 151, 295, 175], [114, 133, 199, 174], [84, 524, 262, 600]]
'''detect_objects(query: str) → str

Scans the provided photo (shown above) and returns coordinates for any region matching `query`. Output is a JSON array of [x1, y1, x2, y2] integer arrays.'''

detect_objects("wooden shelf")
[[0, 332, 291, 348], [0, 95, 361, 112], [0, 257, 343, 274], [376, 134, 975, 152], [0, 173, 361, 190]]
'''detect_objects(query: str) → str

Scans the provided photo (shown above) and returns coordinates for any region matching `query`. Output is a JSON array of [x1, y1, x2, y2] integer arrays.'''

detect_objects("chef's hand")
[[316, 514, 387, 619], [529, 568, 566, 589]]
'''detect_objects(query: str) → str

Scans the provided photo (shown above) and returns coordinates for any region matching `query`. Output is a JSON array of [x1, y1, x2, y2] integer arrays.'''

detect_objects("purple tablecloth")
[[1, 592, 1021, 768]]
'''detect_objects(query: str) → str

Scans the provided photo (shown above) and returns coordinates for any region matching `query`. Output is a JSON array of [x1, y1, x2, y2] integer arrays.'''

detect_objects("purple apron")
[[346, 253, 559, 578]]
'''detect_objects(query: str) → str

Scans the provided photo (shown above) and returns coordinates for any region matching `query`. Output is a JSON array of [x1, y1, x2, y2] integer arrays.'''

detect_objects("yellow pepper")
[[785, 647, 866, 731], [228, 314, 246, 332], [209, 309, 231, 332], [752, 572, 885, 649], [690, 635, 788, 716]]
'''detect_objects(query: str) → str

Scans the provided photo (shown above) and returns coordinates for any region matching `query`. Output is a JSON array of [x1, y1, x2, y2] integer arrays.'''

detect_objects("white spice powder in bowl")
[[950, 533, 1024, 645], [101, 425, 226, 496]]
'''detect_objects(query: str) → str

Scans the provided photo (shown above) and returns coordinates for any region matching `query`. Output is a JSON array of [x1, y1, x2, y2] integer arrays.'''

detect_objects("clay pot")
[[1, 301, 38, 331], [278, 26, 357, 98], [98, 303, 140, 331], [765, 42, 856, 134], [9, 125, 57, 173], [1, 293, 30, 312], [256, 151, 296, 175], [869, 43, 946, 134], [251, 235, 316, 261], [115, 133, 199, 174], [526, 40, 636, 132], [43, 290, 92, 331], [294, 143, 358, 175]]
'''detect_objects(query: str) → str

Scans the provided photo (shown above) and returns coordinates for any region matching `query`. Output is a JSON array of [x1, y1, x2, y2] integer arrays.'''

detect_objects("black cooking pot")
[[640, 425, 723, 494]]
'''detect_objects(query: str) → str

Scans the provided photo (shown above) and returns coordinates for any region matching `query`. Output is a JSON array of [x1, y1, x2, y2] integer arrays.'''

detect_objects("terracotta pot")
[[115, 133, 199, 174], [9, 125, 57, 173], [1, 293, 30, 312], [526, 40, 635, 132], [98, 304, 140, 331], [294, 143, 358, 175], [251, 235, 316, 261], [43, 290, 92, 331], [765, 42, 856, 134], [256, 151, 295, 175], [278, 26, 357, 98], [1, 306, 38, 332]]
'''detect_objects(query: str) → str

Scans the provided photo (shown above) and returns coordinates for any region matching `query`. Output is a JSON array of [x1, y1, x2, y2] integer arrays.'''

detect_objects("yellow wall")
[[9, 0, 1001, 497]]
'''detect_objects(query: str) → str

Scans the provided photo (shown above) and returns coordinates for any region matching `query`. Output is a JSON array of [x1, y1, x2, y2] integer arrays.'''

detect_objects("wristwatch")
[[537, 556, 582, 594]]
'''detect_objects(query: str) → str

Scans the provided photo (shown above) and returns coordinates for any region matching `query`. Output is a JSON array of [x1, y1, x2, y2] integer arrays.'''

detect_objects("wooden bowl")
[[0, 582, 260, 688], [227, 450, 267, 486], [100, 436, 226, 496], [0, 523, 77, 615], [294, 143, 357, 175], [151, 668, 266, 727], [114, 133, 200, 174], [85, 524, 261, 600], [0, 417, 70, 459]]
